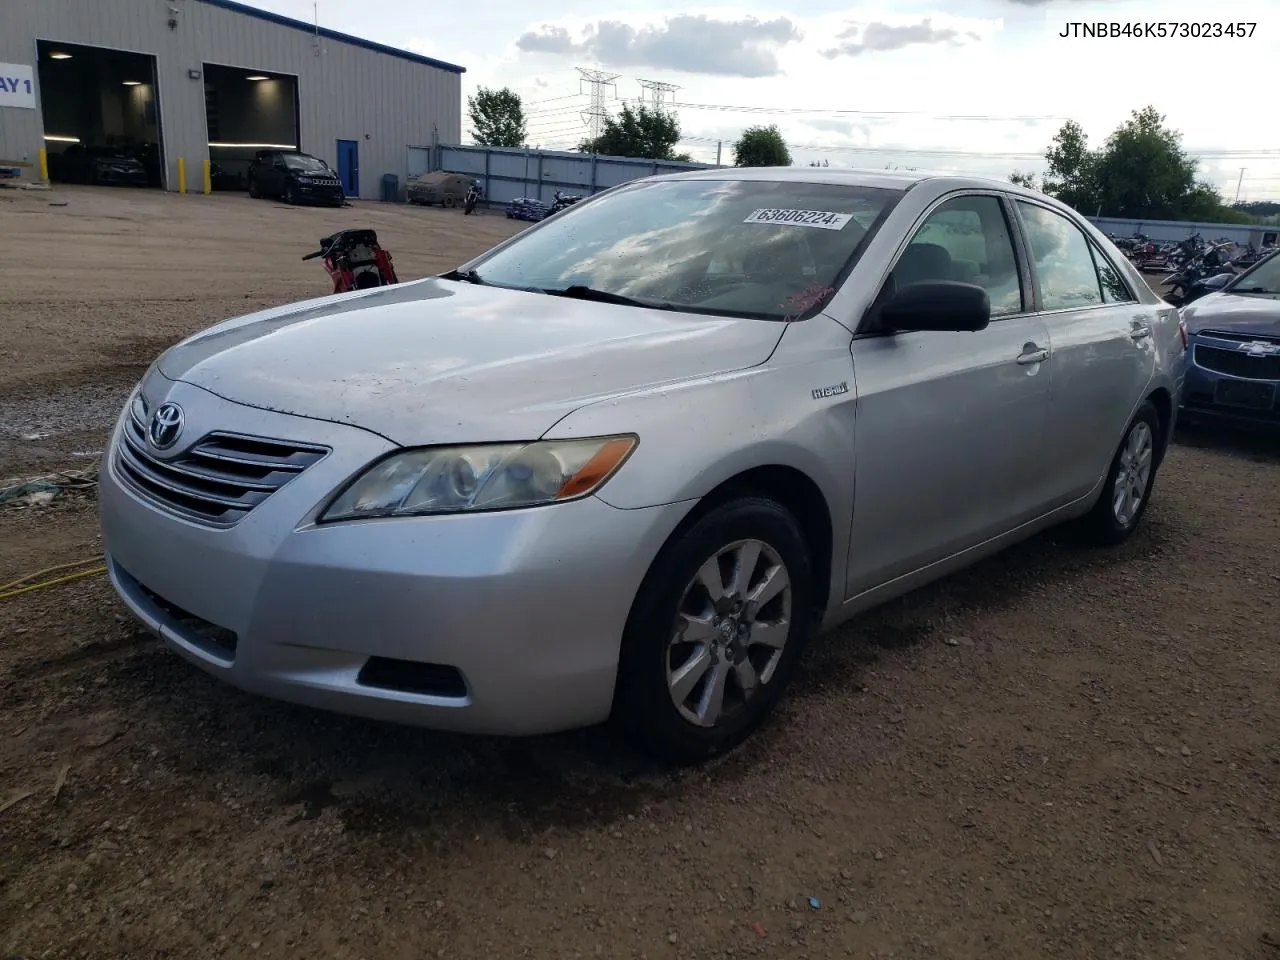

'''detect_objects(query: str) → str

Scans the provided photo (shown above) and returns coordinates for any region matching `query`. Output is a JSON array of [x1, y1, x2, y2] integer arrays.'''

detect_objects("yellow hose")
[[0, 559, 107, 601]]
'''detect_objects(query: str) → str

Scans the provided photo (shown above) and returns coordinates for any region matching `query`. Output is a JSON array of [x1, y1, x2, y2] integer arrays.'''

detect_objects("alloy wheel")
[[666, 538, 792, 728], [1112, 420, 1153, 526]]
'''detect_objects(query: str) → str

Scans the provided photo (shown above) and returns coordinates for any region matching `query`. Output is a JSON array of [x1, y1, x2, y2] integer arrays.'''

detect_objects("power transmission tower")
[[577, 67, 620, 143], [637, 79, 680, 112]]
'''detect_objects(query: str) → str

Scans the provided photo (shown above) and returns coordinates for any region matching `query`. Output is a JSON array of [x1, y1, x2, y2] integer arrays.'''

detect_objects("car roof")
[[647, 165, 1046, 200]]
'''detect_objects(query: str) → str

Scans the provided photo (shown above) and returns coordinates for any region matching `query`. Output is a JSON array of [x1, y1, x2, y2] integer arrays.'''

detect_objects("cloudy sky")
[[245, 0, 1279, 201]]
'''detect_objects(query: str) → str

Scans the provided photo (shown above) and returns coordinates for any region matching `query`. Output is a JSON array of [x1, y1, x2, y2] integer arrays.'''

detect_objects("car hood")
[[157, 278, 786, 445], [1182, 291, 1280, 338]]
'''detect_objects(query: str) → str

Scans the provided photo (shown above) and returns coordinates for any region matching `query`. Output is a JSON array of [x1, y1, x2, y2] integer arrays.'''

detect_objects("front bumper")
[[99, 379, 693, 735], [1178, 335, 1280, 430], [96, 167, 148, 187], [296, 182, 345, 204]]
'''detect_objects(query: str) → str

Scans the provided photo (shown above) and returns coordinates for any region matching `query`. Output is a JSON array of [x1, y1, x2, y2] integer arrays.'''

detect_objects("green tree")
[[732, 124, 792, 167], [1041, 119, 1096, 213], [578, 104, 690, 161], [1034, 107, 1253, 223], [467, 86, 526, 148]]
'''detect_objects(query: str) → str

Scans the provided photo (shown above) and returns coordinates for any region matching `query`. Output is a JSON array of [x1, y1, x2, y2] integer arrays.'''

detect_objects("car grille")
[[115, 395, 329, 527], [1193, 342, 1280, 381]]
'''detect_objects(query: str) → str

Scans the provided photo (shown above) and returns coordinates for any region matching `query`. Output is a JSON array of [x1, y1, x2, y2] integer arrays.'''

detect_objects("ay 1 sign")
[[0, 63, 36, 109]]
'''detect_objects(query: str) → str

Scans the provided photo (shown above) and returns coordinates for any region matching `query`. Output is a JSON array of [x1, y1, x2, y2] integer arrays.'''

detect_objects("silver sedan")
[[98, 169, 1188, 763]]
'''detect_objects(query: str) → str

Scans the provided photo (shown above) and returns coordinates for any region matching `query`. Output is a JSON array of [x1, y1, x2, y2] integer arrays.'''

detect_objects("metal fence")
[[404, 143, 720, 206]]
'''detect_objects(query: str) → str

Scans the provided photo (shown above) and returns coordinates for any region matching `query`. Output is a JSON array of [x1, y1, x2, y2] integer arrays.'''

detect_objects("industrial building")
[[0, 0, 463, 198]]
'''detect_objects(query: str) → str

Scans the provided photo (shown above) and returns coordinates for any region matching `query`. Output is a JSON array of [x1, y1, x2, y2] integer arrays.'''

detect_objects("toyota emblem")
[[148, 402, 185, 450]]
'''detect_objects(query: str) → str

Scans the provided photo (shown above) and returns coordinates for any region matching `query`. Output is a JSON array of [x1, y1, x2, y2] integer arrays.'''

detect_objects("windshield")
[[285, 154, 331, 174], [464, 178, 904, 320], [1229, 252, 1280, 295]]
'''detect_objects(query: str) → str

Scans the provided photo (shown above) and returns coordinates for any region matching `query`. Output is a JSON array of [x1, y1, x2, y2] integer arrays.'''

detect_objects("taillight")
[[1178, 319, 1188, 351]]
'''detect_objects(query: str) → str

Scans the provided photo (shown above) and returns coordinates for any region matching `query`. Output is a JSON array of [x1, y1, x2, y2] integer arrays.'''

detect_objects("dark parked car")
[[54, 145, 148, 187], [1178, 249, 1280, 430], [247, 150, 344, 206]]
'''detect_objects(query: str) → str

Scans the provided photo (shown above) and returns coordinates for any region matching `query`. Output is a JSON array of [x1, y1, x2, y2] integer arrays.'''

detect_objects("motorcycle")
[[301, 228, 398, 294], [463, 182, 482, 215], [548, 190, 584, 215], [1162, 251, 1235, 308]]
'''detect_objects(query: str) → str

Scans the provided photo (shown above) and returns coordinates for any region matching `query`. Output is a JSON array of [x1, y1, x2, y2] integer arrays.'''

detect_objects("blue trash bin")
[[380, 174, 399, 202]]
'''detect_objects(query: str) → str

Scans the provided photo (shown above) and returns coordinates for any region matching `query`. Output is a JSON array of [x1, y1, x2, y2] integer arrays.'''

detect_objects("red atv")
[[302, 229, 398, 294]]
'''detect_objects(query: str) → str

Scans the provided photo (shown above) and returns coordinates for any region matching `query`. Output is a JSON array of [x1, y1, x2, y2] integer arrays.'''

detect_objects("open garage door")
[[203, 63, 299, 192], [36, 40, 164, 188]]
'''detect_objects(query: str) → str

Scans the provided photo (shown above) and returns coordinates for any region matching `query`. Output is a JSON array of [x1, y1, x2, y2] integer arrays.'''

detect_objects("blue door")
[[336, 139, 359, 197]]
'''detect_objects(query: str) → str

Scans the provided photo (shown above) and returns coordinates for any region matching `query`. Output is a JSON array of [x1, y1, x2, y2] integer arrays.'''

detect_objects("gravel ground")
[[2, 185, 1279, 960]]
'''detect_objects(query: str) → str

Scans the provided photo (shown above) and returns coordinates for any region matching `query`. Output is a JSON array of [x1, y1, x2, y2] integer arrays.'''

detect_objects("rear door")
[[1011, 199, 1156, 504], [845, 192, 1054, 596]]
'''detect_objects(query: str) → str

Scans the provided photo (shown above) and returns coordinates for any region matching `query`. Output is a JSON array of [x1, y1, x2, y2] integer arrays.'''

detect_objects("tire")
[[283, 185, 296, 205], [612, 497, 814, 765], [1067, 400, 1162, 546], [248, 178, 260, 199]]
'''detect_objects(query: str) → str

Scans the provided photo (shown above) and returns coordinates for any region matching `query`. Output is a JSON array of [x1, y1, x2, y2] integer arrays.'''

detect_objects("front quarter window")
[[461, 178, 904, 320]]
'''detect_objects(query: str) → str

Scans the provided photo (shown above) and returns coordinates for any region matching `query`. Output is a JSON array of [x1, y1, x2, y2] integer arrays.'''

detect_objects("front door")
[[845, 192, 1054, 597], [336, 139, 359, 197], [1011, 199, 1157, 504]]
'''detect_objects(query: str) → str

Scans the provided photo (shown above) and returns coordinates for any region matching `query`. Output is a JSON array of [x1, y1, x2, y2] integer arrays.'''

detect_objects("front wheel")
[[283, 184, 297, 205], [612, 497, 814, 765], [1066, 400, 1162, 546]]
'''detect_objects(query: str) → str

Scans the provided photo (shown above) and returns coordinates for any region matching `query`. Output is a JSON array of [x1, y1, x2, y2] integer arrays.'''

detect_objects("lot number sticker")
[[744, 208, 853, 230], [0, 63, 36, 110]]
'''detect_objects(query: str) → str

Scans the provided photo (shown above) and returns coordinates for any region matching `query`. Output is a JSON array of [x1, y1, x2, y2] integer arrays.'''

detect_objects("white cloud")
[[240, 0, 1280, 199]]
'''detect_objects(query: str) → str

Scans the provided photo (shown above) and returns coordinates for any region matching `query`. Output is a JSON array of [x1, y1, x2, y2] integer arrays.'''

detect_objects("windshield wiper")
[[540, 285, 672, 309], [1231, 285, 1279, 294], [440, 268, 486, 285]]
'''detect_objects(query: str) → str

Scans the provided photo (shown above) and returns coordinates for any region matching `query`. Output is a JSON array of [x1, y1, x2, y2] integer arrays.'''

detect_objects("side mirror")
[[880, 280, 991, 333]]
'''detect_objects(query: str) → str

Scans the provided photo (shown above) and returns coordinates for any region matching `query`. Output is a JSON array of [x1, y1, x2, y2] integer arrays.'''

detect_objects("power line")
[[576, 68, 620, 143], [637, 79, 680, 111]]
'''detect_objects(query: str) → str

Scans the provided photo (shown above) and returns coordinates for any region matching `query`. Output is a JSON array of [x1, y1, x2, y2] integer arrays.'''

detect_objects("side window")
[[888, 195, 1025, 317], [1088, 241, 1137, 303], [1015, 201, 1104, 311]]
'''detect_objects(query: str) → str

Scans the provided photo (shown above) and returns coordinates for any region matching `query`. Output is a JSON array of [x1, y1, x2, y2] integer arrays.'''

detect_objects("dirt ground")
[[2, 185, 1279, 960]]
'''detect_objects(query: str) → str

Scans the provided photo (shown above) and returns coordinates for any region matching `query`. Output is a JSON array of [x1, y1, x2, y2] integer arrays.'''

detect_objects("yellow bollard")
[[202, 159, 211, 195], [177, 157, 186, 194], [37, 148, 48, 181]]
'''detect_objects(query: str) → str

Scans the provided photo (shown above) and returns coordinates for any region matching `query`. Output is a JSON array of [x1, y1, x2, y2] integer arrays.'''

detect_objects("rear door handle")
[[1017, 348, 1048, 365]]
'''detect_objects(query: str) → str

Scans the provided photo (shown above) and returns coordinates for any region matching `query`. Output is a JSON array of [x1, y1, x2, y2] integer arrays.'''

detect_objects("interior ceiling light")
[[50, 52, 73, 60], [246, 75, 269, 81], [208, 141, 297, 149], [122, 80, 142, 86], [44, 135, 81, 143]]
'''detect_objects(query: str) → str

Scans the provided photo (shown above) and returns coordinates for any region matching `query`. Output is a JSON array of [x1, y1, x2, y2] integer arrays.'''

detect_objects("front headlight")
[[318, 435, 637, 522]]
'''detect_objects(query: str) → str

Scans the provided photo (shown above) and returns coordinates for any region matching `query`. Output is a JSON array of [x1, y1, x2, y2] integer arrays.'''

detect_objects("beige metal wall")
[[0, 0, 463, 197]]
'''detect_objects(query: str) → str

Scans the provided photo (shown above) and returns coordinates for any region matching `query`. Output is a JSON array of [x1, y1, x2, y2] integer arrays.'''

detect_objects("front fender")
[[542, 317, 858, 515]]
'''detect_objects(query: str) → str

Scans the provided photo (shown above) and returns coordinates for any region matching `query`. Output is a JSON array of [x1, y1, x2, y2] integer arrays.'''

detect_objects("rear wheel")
[[1068, 400, 1162, 546], [613, 497, 814, 765]]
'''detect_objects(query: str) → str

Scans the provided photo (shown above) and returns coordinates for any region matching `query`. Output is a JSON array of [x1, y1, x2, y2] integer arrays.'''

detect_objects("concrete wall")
[[0, 0, 463, 198], [430, 144, 721, 207], [1090, 216, 1280, 248]]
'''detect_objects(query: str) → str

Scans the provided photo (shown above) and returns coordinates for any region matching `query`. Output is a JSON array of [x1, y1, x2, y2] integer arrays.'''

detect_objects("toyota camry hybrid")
[[99, 169, 1187, 763]]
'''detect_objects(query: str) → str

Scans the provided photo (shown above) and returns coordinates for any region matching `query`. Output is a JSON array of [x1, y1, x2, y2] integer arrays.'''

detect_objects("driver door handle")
[[1017, 347, 1048, 365]]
